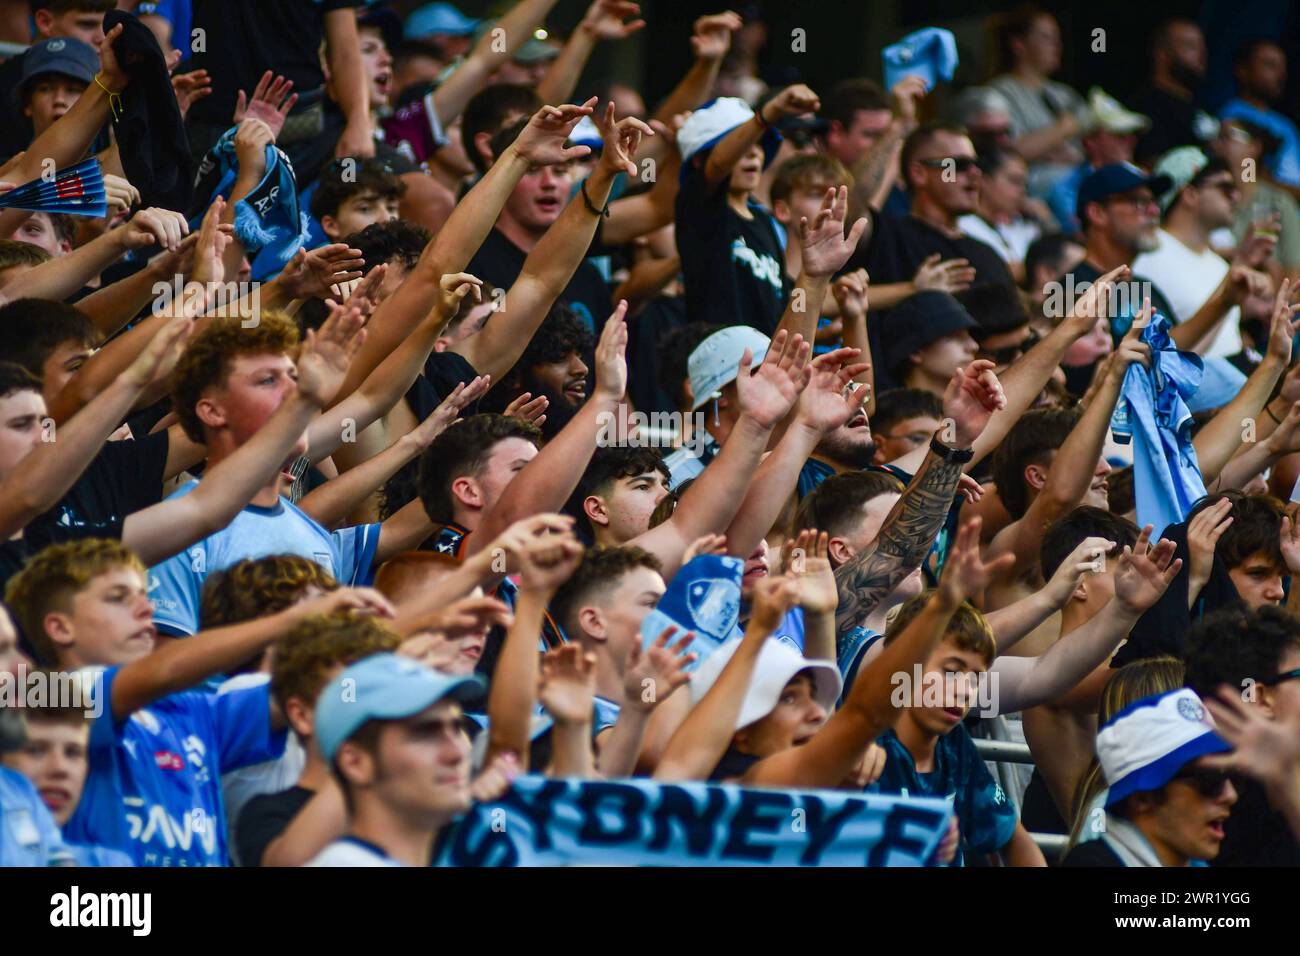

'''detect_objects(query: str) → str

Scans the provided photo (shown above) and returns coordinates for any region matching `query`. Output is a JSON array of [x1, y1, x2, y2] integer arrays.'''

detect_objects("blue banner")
[[434, 776, 951, 867]]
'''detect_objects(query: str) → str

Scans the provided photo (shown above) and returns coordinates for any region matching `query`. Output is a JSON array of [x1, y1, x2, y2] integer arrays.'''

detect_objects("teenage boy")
[[4, 536, 395, 865], [1183, 604, 1300, 866], [307, 652, 491, 867], [0, 693, 133, 865], [310, 158, 407, 241], [16, 35, 97, 142], [1062, 688, 1237, 867]]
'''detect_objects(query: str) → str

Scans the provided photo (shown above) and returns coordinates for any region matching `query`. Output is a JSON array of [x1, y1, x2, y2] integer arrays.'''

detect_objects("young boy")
[[867, 595, 1045, 866], [310, 158, 407, 242]]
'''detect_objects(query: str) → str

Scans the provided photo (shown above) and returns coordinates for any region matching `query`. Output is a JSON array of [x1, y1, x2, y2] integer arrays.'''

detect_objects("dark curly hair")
[[1185, 604, 1300, 699]]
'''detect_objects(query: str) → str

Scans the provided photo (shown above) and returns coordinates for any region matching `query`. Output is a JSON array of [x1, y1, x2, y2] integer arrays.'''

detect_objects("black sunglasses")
[[981, 330, 1041, 366], [1261, 667, 1300, 687], [1173, 768, 1233, 799], [918, 156, 979, 174]]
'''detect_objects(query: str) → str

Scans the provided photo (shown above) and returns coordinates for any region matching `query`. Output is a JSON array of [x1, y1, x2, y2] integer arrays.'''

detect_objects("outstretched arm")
[[535, 0, 644, 105], [701, 84, 819, 188]]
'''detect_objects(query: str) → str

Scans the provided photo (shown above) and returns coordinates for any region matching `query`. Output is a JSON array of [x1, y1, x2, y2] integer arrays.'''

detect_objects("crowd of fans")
[[0, 0, 1299, 870]]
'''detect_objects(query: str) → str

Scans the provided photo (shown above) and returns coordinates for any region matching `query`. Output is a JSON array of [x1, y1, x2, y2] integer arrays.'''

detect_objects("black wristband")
[[1267, 403, 1283, 425], [930, 436, 974, 464], [580, 177, 610, 218]]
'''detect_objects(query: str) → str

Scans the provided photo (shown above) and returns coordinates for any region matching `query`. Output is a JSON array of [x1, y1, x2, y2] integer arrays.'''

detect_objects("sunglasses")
[[1172, 768, 1233, 799], [981, 330, 1041, 366], [1261, 667, 1300, 687], [918, 156, 979, 174]]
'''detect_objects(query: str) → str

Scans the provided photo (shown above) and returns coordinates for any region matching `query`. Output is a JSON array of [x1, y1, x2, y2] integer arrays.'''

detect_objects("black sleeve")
[[236, 790, 312, 868], [1059, 840, 1124, 867]]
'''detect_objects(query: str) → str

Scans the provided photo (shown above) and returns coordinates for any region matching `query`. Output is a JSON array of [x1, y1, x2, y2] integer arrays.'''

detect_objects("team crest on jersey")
[[686, 579, 739, 635], [130, 709, 161, 734]]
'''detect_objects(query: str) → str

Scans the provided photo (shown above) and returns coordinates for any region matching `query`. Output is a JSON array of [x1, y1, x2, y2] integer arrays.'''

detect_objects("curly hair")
[[170, 310, 300, 443], [343, 219, 431, 274], [199, 555, 339, 630], [5, 538, 145, 666], [516, 303, 594, 369], [550, 545, 663, 638], [1185, 604, 1300, 699], [269, 613, 401, 713], [415, 413, 542, 524]]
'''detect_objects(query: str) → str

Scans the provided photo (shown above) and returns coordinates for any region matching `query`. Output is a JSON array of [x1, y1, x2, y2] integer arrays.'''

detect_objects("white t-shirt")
[[1133, 229, 1238, 359], [957, 214, 1040, 264], [305, 837, 402, 867]]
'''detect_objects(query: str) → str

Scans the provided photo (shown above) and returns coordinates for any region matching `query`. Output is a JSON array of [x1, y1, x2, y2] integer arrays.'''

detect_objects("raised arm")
[[535, 0, 644, 105], [702, 84, 818, 189], [468, 300, 628, 554], [537, 644, 598, 778], [773, 186, 869, 344], [847, 75, 924, 216], [109, 589, 394, 721], [596, 625, 695, 777], [834, 361, 1007, 639], [746, 517, 1006, 788], [324, 6, 373, 159], [454, 105, 652, 381], [982, 535, 1109, 654]]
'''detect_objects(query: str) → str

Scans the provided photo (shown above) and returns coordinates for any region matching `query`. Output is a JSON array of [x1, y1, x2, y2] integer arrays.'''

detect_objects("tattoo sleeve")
[[834, 449, 963, 639], [851, 122, 906, 213]]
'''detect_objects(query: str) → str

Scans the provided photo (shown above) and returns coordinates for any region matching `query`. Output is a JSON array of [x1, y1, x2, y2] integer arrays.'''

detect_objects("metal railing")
[[973, 737, 1069, 861]]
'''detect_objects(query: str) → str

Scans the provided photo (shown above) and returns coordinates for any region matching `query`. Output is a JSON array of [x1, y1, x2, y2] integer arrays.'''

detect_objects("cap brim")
[[1104, 731, 1231, 807]]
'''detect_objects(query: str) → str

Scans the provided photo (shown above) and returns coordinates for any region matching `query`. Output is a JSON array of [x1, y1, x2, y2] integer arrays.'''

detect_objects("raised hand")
[[889, 74, 929, 126], [737, 329, 812, 428], [294, 304, 367, 407], [683, 532, 728, 564], [623, 625, 696, 712], [538, 643, 598, 725], [1204, 686, 1300, 793], [1063, 264, 1128, 332], [417, 593, 513, 641], [119, 207, 189, 253], [690, 10, 742, 60], [286, 586, 396, 622], [409, 376, 492, 449], [799, 186, 869, 278], [839, 741, 888, 789], [942, 359, 1006, 448], [512, 99, 598, 167], [1234, 215, 1281, 269], [913, 253, 976, 295], [1110, 300, 1153, 372], [1043, 535, 1117, 608], [233, 70, 298, 142], [122, 316, 194, 388], [434, 271, 483, 319], [102, 173, 139, 220], [593, 300, 630, 401], [1225, 264, 1272, 306], [1281, 512, 1300, 575], [760, 84, 820, 124], [795, 347, 871, 434], [782, 529, 838, 614], [579, 0, 646, 42], [172, 69, 212, 120], [278, 243, 367, 301], [938, 517, 1015, 607], [1187, 500, 1234, 598], [233, 117, 275, 181], [503, 392, 549, 427], [748, 573, 801, 632], [832, 268, 870, 321], [97, 22, 128, 93], [186, 196, 230, 296], [1112, 524, 1181, 614], [470, 752, 520, 802], [594, 101, 654, 178], [514, 520, 585, 595], [1265, 277, 1300, 364]]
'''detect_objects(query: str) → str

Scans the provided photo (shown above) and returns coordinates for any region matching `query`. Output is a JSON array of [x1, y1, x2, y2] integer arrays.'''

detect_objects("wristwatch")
[[930, 436, 973, 464]]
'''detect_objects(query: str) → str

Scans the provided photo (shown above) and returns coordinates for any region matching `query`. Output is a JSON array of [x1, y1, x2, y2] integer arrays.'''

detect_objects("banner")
[[434, 776, 951, 867]]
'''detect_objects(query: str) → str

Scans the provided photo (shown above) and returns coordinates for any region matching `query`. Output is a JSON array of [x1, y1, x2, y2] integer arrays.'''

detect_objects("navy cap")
[[882, 290, 977, 377], [17, 37, 98, 105], [1075, 162, 1173, 227]]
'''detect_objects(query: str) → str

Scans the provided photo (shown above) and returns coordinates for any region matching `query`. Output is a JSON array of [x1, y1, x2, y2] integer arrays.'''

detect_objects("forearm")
[[775, 272, 830, 344], [535, 28, 597, 105], [485, 589, 549, 771], [390, 552, 503, 633], [547, 717, 595, 778], [0, 375, 141, 539], [864, 281, 917, 310], [994, 600, 1138, 712], [983, 589, 1059, 655], [0, 226, 130, 305], [374, 496, 435, 565], [220, 174, 258, 280], [72, 261, 168, 337], [325, 11, 370, 132], [111, 610, 294, 719], [720, 419, 816, 562], [803, 610, 835, 662], [298, 432, 420, 530], [1039, 368, 1123, 509], [834, 447, 963, 637], [1194, 355, 1284, 483], [839, 314, 873, 404], [469, 395, 621, 554], [1002, 821, 1047, 866], [703, 115, 764, 187], [850, 122, 905, 215], [611, 256, 680, 315], [4, 80, 112, 186], [259, 783, 346, 867], [596, 706, 652, 778], [1169, 286, 1232, 351]]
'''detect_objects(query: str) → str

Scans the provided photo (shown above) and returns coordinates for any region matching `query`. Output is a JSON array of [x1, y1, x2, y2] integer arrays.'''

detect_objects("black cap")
[[1075, 162, 1172, 227], [882, 291, 977, 376]]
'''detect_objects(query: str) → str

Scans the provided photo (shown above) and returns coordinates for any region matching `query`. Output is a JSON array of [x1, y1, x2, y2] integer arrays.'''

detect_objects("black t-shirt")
[[0, 52, 32, 161], [675, 165, 789, 334], [1059, 838, 1125, 867], [1128, 87, 1213, 168], [404, 351, 481, 422], [467, 227, 612, 334], [1067, 260, 1182, 335], [0, 519, 126, 634], [26, 431, 170, 538], [187, 0, 366, 126], [236, 784, 313, 867], [1212, 776, 1300, 867]]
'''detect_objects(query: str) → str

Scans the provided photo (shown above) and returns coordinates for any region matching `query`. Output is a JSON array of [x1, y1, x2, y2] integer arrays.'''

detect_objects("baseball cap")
[[568, 115, 603, 151], [688, 326, 771, 411], [315, 653, 485, 763], [512, 34, 561, 64], [360, 5, 404, 53], [689, 635, 842, 730], [881, 291, 977, 378], [1080, 87, 1150, 136], [640, 553, 745, 670], [17, 36, 97, 105], [1097, 688, 1230, 808], [678, 97, 782, 166], [404, 2, 480, 39], [1075, 162, 1173, 225], [1151, 145, 1212, 214]]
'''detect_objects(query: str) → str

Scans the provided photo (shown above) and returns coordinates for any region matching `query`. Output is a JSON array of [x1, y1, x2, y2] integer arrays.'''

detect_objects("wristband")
[[580, 177, 610, 218], [754, 104, 771, 129], [94, 73, 124, 120], [1267, 403, 1283, 425], [930, 436, 973, 464]]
